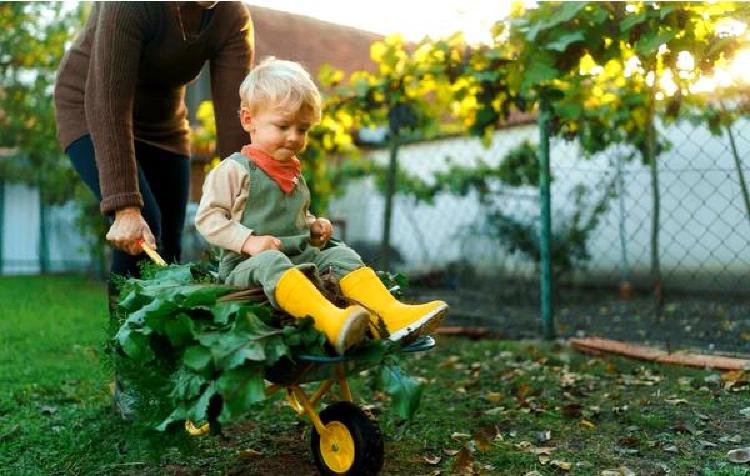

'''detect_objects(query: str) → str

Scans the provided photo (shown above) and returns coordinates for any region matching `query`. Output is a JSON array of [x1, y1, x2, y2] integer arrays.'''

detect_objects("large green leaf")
[[188, 382, 217, 422], [620, 11, 647, 32], [216, 365, 267, 423], [183, 345, 212, 371], [379, 361, 424, 420], [170, 368, 204, 401], [164, 314, 196, 347], [545, 31, 586, 52], [117, 328, 155, 362], [156, 405, 187, 432], [636, 29, 677, 56], [554, 2, 588, 25], [521, 53, 559, 91]]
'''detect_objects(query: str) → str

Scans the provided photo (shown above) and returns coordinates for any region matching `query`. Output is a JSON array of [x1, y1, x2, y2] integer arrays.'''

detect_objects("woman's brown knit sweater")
[[54, 1, 254, 214]]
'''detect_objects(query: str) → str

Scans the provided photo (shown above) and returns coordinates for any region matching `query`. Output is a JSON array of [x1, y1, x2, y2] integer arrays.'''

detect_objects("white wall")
[[1, 184, 93, 275], [328, 120, 750, 289]]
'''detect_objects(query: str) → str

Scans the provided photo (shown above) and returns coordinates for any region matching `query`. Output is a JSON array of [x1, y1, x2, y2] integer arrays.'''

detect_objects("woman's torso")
[[54, 1, 246, 155]]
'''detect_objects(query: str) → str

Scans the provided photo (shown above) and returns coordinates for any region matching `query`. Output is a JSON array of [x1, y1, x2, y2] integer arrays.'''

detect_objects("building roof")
[[250, 5, 381, 75]]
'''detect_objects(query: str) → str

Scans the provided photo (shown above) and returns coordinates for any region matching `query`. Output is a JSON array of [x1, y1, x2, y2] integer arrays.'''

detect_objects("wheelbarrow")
[[139, 241, 437, 475]]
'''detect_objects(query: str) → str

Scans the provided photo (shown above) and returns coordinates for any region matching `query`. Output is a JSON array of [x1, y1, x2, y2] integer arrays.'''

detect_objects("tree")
[[460, 1, 749, 304], [0, 2, 89, 203], [0, 2, 93, 272]]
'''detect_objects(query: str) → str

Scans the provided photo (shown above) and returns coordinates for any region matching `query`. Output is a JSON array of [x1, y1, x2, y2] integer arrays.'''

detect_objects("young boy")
[[195, 58, 447, 354]]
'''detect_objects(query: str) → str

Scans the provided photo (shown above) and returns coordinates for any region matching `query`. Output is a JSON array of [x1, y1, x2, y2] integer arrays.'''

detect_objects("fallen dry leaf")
[[720, 435, 743, 444], [515, 440, 533, 451], [721, 370, 746, 383], [727, 447, 750, 463], [600, 467, 635, 476], [472, 426, 496, 451], [449, 446, 475, 475], [580, 419, 596, 429], [550, 460, 572, 471], [451, 431, 471, 441], [423, 455, 441, 465], [485, 391, 503, 402], [664, 398, 688, 405], [561, 403, 582, 418], [531, 446, 556, 456], [237, 448, 262, 458], [443, 448, 460, 456], [535, 430, 552, 443]]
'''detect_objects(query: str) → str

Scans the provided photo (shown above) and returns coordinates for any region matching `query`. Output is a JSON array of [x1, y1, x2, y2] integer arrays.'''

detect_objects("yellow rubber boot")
[[275, 268, 368, 354], [339, 267, 448, 343]]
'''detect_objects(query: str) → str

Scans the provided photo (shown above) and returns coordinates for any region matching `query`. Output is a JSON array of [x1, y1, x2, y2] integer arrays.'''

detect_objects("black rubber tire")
[[310, 401, 385, 476]]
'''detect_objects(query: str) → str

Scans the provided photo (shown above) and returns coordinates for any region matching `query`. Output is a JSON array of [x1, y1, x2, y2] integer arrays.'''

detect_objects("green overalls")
[[218, 153, 364, 307]]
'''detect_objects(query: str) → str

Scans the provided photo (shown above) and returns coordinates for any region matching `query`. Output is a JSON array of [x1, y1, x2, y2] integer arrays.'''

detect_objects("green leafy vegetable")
[[112, 263, 426, 431]]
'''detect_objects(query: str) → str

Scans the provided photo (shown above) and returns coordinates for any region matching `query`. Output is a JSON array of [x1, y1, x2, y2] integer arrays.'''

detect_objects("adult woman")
[[54, 1, 254, 279]]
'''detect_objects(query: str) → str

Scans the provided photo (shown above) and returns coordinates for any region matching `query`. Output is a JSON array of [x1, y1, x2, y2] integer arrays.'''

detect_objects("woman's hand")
[[242, 234, 282, 256], [106, 207, 156, 256], [310, 217, 333, 247]]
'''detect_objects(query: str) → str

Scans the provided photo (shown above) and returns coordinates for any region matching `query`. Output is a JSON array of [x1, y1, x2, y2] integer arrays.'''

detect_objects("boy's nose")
[[287, 130, 303, 144]]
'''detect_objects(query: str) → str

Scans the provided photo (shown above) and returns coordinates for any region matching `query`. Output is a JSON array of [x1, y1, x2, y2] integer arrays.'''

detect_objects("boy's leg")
[[225, 250, 294, 307], [228, 250, 368, 354], [319, 243, 448, 342], [312, 243, 366, 279]]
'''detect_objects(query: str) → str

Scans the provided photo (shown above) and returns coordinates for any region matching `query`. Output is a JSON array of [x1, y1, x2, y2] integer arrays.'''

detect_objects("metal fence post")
[[381, 136, 399, 271], [538, 93, 555, 340], [646, 89, 662, 307]]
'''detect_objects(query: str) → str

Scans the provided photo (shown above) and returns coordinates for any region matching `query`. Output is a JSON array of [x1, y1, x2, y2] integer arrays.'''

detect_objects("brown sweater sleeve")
[[84, 3, 151, 214], [210, 3, 254, 158]]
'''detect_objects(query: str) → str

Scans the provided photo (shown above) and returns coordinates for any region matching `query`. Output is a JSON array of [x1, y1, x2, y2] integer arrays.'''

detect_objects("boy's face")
[[240, 105, 314, 161]]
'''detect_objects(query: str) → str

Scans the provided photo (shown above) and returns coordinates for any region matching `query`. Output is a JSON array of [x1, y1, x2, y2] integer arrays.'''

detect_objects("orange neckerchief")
[[241, 145, 301, 194]]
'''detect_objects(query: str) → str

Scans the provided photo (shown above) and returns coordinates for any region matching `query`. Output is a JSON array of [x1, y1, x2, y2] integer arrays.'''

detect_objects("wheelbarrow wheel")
[[310, 401, 384, 475]]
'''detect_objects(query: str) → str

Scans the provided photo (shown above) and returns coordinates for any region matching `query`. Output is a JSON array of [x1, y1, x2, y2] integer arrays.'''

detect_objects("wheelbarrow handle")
[[138, 239, 167, 267]]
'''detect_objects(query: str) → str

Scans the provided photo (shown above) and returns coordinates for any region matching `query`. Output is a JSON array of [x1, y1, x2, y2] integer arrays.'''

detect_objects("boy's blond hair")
[[239, 57, 321, 121]]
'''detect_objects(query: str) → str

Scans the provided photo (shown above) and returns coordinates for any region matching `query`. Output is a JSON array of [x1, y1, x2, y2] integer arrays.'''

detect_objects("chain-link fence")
[[327, 116, 750, 350], [3, 111, 748, 350]]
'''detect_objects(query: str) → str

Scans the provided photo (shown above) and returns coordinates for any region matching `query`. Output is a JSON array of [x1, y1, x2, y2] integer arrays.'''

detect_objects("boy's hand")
[[242, 234, 282, 256], [107, 207, 156, 256], [310, 218, 333, 246]]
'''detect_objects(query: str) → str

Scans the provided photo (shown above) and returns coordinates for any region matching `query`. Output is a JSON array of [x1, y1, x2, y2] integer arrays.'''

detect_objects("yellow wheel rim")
[[319, 421, 355, 473]]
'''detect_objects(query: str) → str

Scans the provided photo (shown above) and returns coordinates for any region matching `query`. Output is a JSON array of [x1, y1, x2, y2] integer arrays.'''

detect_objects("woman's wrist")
[[115, 207, 141, 218]]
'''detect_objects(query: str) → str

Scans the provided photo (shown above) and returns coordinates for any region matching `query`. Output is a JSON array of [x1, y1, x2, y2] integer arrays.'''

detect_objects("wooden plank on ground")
[[569, 337, 750, 371]]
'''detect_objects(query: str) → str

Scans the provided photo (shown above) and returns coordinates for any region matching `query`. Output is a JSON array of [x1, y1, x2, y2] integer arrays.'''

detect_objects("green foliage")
[[377, 355, 424, 420], [113, 263, 423, 430], [486, 178, 616, 276], [0, 2, 89, 203]]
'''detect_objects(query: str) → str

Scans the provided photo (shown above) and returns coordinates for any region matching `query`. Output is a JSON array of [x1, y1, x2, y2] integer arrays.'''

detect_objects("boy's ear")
[[239, 107, 253, 133]]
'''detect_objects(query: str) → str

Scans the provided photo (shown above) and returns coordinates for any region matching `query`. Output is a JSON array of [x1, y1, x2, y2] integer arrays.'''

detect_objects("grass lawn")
[[1, 275, 749, 475]]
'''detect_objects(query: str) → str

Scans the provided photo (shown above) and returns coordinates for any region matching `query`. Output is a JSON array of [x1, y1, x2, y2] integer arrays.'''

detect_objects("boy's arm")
[[195, 160, 254, 253], [305, 211, 317, 228]]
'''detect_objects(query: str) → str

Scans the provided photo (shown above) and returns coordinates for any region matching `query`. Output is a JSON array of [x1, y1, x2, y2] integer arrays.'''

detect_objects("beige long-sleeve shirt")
[[195, 158, 316, 253]]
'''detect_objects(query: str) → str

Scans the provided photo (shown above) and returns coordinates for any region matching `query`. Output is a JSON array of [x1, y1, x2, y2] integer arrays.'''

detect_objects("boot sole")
[[335, 307, 370, 354], [388, 303, 449, 343]]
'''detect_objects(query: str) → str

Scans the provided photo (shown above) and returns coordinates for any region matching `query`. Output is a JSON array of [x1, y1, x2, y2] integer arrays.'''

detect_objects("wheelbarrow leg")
[[336, 364, 353, 402], [288, 385, 329, 437]]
